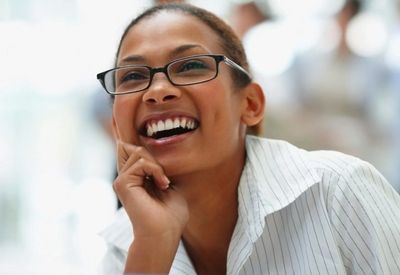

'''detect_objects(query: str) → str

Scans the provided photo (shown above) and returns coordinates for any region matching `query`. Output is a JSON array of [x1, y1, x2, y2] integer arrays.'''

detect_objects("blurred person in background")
[[394, 0, 400, 191], [235, 0, 399, 189], [286, 0, 389, 157], [228, 0, 268, 39], [97, 2, 400, 274], [288, 0, 398, 190], [385, 0, 400, 191]]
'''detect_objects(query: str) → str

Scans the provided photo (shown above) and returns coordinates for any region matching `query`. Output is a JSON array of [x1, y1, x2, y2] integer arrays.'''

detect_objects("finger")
[[113, 174, 147, 207], [113, 162, 169, 205], [113, 173, 141, 195], [124, 158, 170, 190], [116, 141, 170, 191], [119, 144, 157, 174], [116, 140, 130, 172]]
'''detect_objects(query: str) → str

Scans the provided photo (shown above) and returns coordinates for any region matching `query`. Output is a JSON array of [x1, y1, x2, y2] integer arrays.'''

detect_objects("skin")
[[112, 11, 265, 274]]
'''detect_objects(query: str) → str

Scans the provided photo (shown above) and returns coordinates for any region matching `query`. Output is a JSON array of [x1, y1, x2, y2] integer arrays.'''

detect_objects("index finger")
[[116, 140, 158, 172], [116, 140, 130, 172]]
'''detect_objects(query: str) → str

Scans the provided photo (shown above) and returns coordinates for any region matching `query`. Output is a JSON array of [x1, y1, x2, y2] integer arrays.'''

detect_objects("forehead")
[[118, 11, 224, 64]]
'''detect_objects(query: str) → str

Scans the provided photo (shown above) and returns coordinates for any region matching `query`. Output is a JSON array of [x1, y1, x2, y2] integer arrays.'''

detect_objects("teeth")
[[152, 123, 157, 133], [173, 118, 180, 128], [165, 119, 173, 130], [145, 117, 197, 137], [147, 126, 153, 137], [157, 121, 165, 131], [181, 118, 187, 128]]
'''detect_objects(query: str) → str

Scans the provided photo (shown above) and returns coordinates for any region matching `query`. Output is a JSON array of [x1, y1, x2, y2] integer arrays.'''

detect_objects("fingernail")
[[163, 175, 170, 185]]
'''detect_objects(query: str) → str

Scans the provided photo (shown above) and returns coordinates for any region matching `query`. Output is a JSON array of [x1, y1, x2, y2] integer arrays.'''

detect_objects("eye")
[[120, 70, 149, 82], [116, 67, 150, 85], [178, 59, 209, 73]]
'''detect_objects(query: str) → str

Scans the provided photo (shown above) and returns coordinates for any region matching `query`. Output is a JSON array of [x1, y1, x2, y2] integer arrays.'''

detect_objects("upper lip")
[[138, 111, 199, 135]]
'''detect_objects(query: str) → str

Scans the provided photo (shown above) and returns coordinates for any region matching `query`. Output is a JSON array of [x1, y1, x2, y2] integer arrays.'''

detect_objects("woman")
[[97, 3, 400, 274]]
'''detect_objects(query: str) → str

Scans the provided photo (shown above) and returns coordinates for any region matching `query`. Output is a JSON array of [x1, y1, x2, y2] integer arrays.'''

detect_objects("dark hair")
[[116, 3, 252, 88], [115, 3, 263, 136], [342, 0, 362, 17]]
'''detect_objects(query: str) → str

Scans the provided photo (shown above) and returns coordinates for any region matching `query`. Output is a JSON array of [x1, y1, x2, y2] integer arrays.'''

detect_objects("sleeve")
[[98, 245, 126, 275], [329, 158, 400, 274]]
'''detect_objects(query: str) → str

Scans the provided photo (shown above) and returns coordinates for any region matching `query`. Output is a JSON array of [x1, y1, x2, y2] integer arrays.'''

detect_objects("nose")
[[142, 73, 181, 104]]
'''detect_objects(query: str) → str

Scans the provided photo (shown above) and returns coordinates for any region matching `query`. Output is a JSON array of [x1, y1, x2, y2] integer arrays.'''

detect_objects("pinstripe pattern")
[[99, 136, 400, 274]]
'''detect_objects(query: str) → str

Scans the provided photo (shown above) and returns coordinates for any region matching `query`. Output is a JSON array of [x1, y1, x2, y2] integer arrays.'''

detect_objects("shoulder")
[[245, 135, 399, 210], [305, 151, 400, 274], [247, 135, 392, 185], [308, 152, 400, 275], [245, 135, 366, 180], [307, 148, 399, 203]]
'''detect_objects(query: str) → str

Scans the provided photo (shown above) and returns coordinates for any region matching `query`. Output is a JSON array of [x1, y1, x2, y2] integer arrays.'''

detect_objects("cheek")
[[195, 82, 242, 133], [113, 97, 140, 141]]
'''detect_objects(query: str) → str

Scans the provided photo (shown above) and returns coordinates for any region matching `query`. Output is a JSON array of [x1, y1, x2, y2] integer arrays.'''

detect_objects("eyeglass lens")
[[107, 55, 218, 94]]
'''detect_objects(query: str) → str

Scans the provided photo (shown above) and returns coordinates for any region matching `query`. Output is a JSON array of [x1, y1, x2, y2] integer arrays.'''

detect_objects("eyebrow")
[[169, 44, 206, 57], [118, 44, 207, 66], [118, 55, 145, 66]]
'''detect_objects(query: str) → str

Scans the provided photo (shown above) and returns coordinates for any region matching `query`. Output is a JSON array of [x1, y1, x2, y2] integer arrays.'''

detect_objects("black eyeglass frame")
[[96, 54, 252, 95]]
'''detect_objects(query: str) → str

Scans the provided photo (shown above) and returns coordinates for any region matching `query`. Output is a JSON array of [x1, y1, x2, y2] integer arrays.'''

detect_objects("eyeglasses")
[[96, 54, 251, 95]]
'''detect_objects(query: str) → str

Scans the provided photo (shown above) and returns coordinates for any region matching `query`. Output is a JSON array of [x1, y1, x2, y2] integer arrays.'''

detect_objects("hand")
[[114, 141, 189, 239]]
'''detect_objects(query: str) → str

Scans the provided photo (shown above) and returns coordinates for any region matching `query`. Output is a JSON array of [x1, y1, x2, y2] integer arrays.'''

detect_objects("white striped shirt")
[[99, 136, 400, 274]]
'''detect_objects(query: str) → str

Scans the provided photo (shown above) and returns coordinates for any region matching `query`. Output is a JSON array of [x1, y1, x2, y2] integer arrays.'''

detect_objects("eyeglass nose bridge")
[[148, 66, 174, 88]]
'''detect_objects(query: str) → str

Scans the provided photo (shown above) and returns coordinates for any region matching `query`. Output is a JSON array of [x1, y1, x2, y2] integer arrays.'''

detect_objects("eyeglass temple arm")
[[223, 57, 252, 80]]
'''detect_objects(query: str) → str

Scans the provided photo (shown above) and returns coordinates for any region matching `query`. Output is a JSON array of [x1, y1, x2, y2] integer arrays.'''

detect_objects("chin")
[[158, 157, 192, 177]]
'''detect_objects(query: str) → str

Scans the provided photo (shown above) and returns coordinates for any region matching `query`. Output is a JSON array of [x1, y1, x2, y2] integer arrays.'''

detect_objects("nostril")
[[146, 98, 157, 103], [142, 83, 181, 103], [163, 95, 177, 101], [144, 94, 177, 104]]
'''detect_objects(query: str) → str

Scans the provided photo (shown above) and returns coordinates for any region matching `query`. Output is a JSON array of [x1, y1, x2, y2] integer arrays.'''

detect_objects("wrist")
[[133, 232, 182, 250], [124, 234, 182, 273]]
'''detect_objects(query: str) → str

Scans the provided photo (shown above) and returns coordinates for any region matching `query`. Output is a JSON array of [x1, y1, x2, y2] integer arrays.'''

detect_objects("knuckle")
[[137, 157, 147, 166], [135, 146, 146, 155], [113, 176, 125, 192], [112, 181, 120, 193]]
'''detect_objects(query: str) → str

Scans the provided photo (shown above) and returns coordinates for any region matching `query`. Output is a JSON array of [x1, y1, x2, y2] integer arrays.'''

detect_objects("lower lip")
[[140, 129, 196, 147]]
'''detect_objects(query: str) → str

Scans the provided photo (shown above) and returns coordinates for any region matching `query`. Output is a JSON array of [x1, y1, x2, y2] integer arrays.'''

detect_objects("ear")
[[240, 82, 265, 126]]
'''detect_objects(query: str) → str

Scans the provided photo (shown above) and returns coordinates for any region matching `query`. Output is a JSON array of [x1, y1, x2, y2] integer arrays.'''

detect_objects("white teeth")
[[147, 126, 153, 137], [165, 119, 173, 130], [152, 123, 157, 133], [181, 118, 187, 128], [145, 117, 197, 137], [174, 118, 180, 128], [157, 121, 165, 131]]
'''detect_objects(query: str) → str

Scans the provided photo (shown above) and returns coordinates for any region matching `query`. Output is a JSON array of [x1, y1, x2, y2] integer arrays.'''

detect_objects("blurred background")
[[0, 0, 399, 274]]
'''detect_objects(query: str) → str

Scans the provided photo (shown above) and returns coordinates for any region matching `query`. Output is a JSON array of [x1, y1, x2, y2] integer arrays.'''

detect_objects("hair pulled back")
[[116, 3, 252, 88], [115, 3, 263, 135]]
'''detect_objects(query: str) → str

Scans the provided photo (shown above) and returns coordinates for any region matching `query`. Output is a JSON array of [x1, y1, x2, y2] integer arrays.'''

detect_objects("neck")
[[171, 140, 246, 273]]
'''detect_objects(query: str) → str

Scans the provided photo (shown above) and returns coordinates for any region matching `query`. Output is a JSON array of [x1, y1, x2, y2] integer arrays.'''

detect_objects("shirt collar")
[[100, 136, 322, 273], [238, 135, 321, 243]]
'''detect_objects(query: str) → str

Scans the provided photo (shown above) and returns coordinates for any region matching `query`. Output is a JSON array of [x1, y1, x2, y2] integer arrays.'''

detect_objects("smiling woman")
[[96, 3, 400, 275]]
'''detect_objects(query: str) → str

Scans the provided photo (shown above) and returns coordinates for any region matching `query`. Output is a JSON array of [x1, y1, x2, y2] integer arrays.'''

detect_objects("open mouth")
[[142, 117, 199, 139]]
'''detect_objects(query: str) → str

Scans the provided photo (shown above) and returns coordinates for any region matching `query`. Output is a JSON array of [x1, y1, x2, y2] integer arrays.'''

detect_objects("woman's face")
[[113, 11, 247, 177]]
